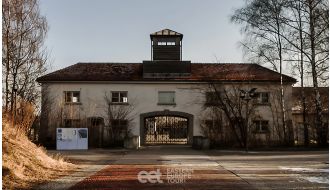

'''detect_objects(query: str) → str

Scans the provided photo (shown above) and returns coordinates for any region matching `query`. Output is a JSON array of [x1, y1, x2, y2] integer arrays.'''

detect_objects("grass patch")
[[2, 120, 77, 189]]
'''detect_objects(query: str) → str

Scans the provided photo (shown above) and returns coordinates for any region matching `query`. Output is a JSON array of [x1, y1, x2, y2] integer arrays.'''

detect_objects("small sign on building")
[[56, 128, 88, 150]]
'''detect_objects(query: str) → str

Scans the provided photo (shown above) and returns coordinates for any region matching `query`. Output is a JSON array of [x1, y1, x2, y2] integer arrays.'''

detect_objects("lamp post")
[[12, 86, 18, 128], [240, 88, 257, 152]]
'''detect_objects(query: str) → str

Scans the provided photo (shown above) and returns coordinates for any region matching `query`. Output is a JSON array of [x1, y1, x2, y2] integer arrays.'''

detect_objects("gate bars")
[[144, 116, 188, 144]]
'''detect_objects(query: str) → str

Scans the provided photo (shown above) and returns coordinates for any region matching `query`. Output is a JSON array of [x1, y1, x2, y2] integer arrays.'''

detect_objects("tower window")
[[157, 41, 175, 46]]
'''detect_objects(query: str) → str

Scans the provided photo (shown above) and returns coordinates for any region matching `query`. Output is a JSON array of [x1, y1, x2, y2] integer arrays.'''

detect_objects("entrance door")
[[87, 117, 104, 148], [144, 116, 188, 144]]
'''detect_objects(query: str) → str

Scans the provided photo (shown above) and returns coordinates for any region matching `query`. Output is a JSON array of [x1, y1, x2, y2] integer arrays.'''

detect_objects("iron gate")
[[144, 116, 188, 144]]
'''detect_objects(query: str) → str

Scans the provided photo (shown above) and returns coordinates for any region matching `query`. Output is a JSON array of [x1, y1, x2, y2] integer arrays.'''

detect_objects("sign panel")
[[56, 128, 88, 150]]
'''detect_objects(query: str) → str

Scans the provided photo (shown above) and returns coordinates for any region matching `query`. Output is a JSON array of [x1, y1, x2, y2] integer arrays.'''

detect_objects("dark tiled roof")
[[36, 63, 296, 83]]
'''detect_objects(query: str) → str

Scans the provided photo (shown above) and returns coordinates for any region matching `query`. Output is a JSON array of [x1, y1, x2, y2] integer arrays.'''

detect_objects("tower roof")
[[150, 29, 183, 39]]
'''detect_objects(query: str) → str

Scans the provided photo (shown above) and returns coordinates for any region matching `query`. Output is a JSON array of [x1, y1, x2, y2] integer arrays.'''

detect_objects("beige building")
[[292, 87, 329, 145], [37, 29, 296, 148]]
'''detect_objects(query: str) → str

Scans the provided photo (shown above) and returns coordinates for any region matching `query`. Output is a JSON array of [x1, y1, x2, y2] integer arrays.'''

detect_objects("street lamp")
[[239, 88, 257, 152], [12, 86, 18, 128]]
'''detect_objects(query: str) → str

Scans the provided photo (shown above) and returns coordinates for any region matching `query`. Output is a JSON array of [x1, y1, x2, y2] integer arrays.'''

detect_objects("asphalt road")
[[36, 147, 329, 190], [208, 150, 329, 189]]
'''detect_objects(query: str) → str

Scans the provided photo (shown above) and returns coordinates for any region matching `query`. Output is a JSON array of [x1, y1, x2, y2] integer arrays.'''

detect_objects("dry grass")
[[2, 119, 77, 189]]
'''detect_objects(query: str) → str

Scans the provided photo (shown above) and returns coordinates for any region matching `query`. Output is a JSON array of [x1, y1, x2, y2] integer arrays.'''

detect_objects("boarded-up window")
[[158, 91, 175, 104]]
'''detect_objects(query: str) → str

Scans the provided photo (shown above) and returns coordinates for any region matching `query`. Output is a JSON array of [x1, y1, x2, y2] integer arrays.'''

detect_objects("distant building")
[[292, 87, 329, 145], [36, 29, 296, 148]]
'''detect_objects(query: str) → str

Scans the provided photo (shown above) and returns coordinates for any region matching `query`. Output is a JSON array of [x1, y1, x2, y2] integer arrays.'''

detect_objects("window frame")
[[158, 91, 176, 105], [254, 92, 270, 104], [63, 119, 80, 128], [157, 41, 167, 46], [205, 92, 221, 106], [111, 91, 128, 104], [166, 41, 176, 46], [64, 91, 81, 104], [111, 119, 128, 128], [253, 120, 269, 133], [157, 41, 176, 46], [204, 119, 222, 133], [110, 119, 128, 140]]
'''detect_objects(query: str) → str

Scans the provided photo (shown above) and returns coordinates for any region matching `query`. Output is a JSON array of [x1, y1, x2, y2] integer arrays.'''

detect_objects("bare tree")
[[232, 0, 290, 144], [2, 0, 48, 118], [202, 83, 258, 149], [283, 0, 328, 146], [285, 0, 309, 145], [231, 0, 328, 146], [306, 0, 328, 146], [103, 92, 136, 146]]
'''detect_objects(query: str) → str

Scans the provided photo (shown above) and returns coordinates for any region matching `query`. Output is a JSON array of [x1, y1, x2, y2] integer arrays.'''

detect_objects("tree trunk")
[[5, 28, 10, 112], [274, 5, 287, 144], [308, 0, 325, 147], [298, 1, 308, 146]]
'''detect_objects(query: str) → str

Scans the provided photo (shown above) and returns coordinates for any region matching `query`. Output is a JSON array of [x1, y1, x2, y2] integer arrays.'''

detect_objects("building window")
[[253, 120, 269, 133], [157, 42, 167, 46], [64, 119, 80, 128], [111, 91, 128, 103], [88, 117, 104, 127], [158, 91, 175, 105], [205, 92, 220, 105], [204, 119, 222, 133], [166, 42, 175, 45], [65, 91, 80, 103], [111, 119, 128, 140], [111, 119, 128, 128], [255, 92, 269, 104], [157, 41, 175, 46]]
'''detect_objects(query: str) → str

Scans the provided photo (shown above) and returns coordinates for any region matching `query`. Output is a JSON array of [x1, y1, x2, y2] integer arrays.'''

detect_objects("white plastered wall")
[[42, 82, 293, 141]]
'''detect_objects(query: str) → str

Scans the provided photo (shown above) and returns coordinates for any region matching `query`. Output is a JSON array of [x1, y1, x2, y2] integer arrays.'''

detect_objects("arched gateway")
[[140, 110, 193, 145]]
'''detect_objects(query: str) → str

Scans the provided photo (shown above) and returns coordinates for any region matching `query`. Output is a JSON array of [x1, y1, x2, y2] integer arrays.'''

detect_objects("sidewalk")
[[35, 147, 328, 189], [34, 149, 127, 190], [69, 146, 254, 189]]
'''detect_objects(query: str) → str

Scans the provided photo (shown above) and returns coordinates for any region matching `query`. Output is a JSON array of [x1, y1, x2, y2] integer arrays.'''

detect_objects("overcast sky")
[[40, 0, 246, 71]]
